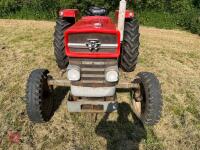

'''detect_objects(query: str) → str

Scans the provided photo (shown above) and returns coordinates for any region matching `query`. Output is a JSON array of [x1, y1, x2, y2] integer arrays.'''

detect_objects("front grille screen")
[[68, 33, 118, 53]]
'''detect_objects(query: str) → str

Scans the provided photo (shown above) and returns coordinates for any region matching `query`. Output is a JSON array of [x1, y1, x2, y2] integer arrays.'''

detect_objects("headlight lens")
[[105, 68, 118, 82], [67, 65, 80, 81]]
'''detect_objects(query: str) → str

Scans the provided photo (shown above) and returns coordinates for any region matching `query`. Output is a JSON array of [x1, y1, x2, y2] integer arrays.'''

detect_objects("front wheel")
[[131, 72, 163, 125], [26, 69, 54, 123]]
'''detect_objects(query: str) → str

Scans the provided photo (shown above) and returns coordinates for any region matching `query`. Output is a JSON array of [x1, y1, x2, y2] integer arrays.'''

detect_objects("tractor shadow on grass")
[[51, 86, 69, 115], [95, 102, 147, 150]]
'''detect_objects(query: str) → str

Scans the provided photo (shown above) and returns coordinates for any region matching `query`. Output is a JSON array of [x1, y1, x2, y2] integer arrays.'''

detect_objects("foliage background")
[[0, 0, 199, 34]]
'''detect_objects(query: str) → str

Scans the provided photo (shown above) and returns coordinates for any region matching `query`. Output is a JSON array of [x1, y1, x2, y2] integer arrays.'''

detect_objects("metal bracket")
[[67, 100, 118, 113], [48, 78, 139, 90]]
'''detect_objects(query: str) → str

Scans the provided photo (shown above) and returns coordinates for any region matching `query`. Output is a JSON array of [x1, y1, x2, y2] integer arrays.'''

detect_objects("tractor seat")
[[86, 7, 108, 16]]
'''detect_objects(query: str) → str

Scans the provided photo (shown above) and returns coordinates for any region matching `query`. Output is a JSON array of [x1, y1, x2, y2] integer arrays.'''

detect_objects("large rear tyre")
[[132, 72, 163, 125], [120, 18, 140, 72], [53, 18, 74, 69], [26, 69, 54, 123]]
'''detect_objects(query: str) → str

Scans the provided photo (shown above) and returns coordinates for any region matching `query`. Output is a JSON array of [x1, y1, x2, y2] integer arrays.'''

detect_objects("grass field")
[[0, 19, 200, 150]]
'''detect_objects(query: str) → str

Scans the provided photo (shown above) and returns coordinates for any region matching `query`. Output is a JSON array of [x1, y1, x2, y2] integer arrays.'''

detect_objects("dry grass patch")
[[0, 19, 200, 150]]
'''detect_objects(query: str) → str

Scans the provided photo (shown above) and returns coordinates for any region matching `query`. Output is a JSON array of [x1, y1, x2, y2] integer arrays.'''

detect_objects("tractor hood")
[[65, 16, 121, 58], [67, 16, 118, 32]]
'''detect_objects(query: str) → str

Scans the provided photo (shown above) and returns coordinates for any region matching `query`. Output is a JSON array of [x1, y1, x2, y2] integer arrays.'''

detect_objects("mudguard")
[[115, 10, 134, 20], [59, 9, 79, 19]]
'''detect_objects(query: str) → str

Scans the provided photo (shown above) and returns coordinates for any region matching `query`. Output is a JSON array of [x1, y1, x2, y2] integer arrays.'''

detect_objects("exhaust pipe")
[[117, 0, 127, 42]]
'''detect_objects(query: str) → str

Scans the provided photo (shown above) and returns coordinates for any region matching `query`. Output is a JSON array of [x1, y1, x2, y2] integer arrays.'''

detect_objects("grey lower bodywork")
[[71, 85, 116, 97]]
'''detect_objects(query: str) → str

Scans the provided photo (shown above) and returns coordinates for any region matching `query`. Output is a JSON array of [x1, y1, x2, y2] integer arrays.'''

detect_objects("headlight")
[[67, 65, 80, 81], [105, 67, 119, 82]]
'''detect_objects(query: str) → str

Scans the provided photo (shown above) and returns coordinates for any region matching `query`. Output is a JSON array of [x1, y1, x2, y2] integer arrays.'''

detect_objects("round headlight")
[[67, 65, 80, 81], [105, 70, 118, 82]]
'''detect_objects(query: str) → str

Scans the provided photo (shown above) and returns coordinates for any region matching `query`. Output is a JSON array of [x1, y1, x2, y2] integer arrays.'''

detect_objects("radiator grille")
[[69, 58, 118, 87], [68, 33, 118, 53]]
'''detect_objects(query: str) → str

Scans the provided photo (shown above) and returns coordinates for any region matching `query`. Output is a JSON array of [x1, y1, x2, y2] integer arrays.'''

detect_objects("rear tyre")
[[120, 18, 140, 72], [53, 18, 74, 69], [26, 69, 54, 123], [132, 72, 163, 125]]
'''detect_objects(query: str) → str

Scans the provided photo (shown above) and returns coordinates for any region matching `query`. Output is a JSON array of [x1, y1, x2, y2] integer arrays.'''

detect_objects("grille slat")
[[81, 70, 105, 74], [81, 76, 105, 80], [82, 80, 105, 83], [81, 68, 105, 72], [81, 64, 106, 68], [81, 74, 105, 78]]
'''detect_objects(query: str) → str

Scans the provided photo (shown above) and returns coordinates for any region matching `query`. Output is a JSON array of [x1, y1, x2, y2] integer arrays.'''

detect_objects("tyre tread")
[[137, 72, 163, 125], [53, 18, 73, 69], [120, 18, 140, 72], [26, 69, 52, 123]]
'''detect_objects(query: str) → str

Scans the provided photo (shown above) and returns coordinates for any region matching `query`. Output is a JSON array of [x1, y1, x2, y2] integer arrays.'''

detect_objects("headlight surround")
[[67, 65, 80, 81], [105, 66, 119, 82]]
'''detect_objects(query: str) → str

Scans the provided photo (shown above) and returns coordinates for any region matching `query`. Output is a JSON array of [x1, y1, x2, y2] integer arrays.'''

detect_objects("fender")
[[115, 10, 134, 20], [59, 9, 79, 19]]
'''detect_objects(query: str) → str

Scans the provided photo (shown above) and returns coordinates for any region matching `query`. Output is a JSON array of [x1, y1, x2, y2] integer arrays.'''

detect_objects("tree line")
[[0, 0, 199, 34]]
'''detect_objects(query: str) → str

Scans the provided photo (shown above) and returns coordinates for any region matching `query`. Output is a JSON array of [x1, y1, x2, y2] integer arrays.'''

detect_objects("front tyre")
[[132, 72, 163, 125], [26, 69, 54, 123]]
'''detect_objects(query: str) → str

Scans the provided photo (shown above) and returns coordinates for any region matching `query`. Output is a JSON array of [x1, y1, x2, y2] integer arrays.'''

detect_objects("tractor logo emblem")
[[86, 39, 101, 52]]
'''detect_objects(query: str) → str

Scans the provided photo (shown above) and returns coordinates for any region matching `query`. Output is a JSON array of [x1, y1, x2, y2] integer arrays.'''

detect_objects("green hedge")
[[135, 0, 200, 35], [0, 0, 117, 18], [177, 9, 200, 35], [0, 0, 199, 35], [137, 11, 178, 29]]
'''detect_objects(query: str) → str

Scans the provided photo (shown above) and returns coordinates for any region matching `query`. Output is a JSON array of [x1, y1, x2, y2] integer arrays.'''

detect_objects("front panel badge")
[[86, 39, 101, 52]]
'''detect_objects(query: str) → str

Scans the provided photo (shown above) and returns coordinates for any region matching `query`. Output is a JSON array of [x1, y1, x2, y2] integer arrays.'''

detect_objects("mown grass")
[[0, 19, 200, 150]]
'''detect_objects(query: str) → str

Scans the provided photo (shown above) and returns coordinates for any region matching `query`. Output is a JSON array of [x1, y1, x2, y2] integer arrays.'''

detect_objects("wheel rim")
[[131, 78, 146, 119], [132, 100, 142, 118]]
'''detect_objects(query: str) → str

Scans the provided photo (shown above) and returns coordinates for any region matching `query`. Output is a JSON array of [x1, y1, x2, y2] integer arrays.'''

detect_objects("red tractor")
[[26, 0, 163, 125]]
